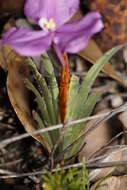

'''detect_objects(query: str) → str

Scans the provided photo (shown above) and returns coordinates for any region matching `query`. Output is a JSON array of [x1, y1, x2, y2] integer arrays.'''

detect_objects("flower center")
[[38, 18, 56, 30]]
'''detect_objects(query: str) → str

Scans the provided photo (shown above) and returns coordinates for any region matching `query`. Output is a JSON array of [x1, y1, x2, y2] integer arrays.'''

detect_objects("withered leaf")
[[0, 44, 51, 152], [90, 175, 127, 190]]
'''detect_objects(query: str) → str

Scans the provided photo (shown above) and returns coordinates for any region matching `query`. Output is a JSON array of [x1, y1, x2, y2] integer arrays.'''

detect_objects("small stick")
[[0, 104, 127, 149], [1, 160, 127, 179]]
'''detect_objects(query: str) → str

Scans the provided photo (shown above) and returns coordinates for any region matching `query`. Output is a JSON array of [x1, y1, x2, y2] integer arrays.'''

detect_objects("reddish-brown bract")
[[59, 54, 70, 123]]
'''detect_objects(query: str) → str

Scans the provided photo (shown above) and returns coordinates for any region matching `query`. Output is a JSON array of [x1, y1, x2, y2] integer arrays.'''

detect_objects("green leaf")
[[28, 60, 55, 123], [63, 44, 123, 158], [65, 74, 79, 121], [64, 92, 102, 158], [33, 111, 52, 148], [41, 53, 59, 122], [25, 79, 51, 125], [28, 60, 60, 143], [72, 44, 123, 119]]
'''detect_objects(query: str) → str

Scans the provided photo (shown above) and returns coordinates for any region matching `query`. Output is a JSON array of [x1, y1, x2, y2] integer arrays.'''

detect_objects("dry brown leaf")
[[119, 111, 127, 144], [0, 45, 51, 152], [79, 109, 122, 181], [89, 147, 122, 182], [119, 175, 127, 189], [79, 109, 113, 160], [90, 176, 119, 190], [90, 175, 127, 190], [0, 20, 51, 152], [115, 111, 127, 173]]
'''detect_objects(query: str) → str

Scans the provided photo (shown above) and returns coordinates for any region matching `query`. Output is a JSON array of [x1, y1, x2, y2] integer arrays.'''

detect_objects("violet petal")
[[54, 11, 104, 53], [24, 0, 79, 27], [24, 0, 48, 22], [1, 27, 52, 56]]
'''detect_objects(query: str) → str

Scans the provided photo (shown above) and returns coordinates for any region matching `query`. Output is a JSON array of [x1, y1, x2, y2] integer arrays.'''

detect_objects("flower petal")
[[24, 0, 79, 27], [24, 0, 46, 22], [1, 27, 52, 56], [53, 11, 104, 53], [52, 0, 79, 27]]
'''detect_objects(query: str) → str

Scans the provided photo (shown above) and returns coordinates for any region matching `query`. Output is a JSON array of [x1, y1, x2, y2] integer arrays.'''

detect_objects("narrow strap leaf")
[[25, 79, 51, 125], [66, 74, 79, 121], [29, 61, 57, 125], [41, 53, 59, 122], [33, 111, 53, 148], [71, 45, 123, 119]]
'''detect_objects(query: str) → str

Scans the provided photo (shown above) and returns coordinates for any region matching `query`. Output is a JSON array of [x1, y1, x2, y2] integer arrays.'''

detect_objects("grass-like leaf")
[[25, 45, 123, 159], [41, 53, 59, 122], [71, 45, 123, 119], [64, 91, 102, 158], [25, 79, 51, 124], [63, 45, 123, 158], [28, 59, 60, 143], [33, 111, 53, 148]]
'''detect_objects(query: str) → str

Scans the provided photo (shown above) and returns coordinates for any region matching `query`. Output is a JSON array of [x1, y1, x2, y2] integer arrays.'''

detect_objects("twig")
[[1, 160, 127, 179], [88, 145, 127, 163], [89, 131, 124, 159], [0, 169, 14, 175], [0, 159, 22, 168], [0, 103, 127, 149], [55, 103, 127, 160]]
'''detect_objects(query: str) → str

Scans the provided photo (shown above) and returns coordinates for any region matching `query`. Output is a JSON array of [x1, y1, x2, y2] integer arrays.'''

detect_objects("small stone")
[[111, 95, 123, 108]]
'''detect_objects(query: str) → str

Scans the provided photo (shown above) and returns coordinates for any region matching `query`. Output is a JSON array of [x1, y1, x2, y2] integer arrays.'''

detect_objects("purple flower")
[[0, 0, 103, 56]]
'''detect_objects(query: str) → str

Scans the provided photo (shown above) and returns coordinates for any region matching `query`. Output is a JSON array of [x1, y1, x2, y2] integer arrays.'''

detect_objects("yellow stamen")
[[46, 18, 56, 29], [39, 17, 56, 30]]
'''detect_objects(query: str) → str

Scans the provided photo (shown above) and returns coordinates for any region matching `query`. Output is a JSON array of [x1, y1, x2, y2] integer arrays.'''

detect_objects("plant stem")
[[53, 43, 65, 66]]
